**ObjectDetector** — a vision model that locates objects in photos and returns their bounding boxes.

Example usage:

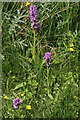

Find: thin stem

[67,0,70,31]
[69,54,71,72]
[37,36,40,61]
[47,66,49,96]
[18,107,20,119]
[33,30,36,61]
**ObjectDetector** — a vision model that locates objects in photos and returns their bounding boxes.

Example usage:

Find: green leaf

[14,82,26,90]
[48,94,53,99]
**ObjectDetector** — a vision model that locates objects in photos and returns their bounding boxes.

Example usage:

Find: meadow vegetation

[2,2,79,118]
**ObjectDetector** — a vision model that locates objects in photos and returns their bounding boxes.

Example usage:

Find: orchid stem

[33,30,36,61]
[38,36,39,61]
[47,66,49,96]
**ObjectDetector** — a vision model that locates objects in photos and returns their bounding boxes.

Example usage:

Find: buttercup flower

[45,52,51,66]
[4,96,7,99]
[13,98,21,109]
[73,96,76,99]
[26,105,31,110]
[26,2,30,7]
[21,94,24,96]
[69,48,74,51]
[69,43,74,47]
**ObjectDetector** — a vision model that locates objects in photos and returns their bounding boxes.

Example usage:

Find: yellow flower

[69,48,74,51]
[4,96,7,99]
[21,94,24,96]
[26,105,31,110]
[26,2,30,7]
[69,43,74,47]
[73,96,76,99]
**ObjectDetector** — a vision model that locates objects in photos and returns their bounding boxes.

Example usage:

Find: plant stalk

[47,66,49,96]
[37,36,40,61]
[18,107,20,119]
[33,30,36,61]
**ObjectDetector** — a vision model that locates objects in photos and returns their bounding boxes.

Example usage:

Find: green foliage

[2,2,79,119]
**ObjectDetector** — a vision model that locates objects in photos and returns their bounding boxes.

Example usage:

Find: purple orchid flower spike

[30,5,40,35]
[45,52,51,66]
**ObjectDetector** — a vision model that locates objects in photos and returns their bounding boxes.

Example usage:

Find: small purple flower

[45,52,51,66]
[31,22,36,29]
[31,22,40,31]
[36,22,40,32]
[13,98,21,109]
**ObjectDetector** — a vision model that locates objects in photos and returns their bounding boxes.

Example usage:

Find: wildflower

[26,2,30,7]
[26,105,31,110]
[45,52,51,66]
[30,5,40,35]
[31,22,40,35]
[69,48,74,51]
[69,43,74,47]
[30,5,37,22]
[73,96,76,99]
[13,98,21,109]
[4,96,7,99]
[36,22,40,32]
[21,94,24,96]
